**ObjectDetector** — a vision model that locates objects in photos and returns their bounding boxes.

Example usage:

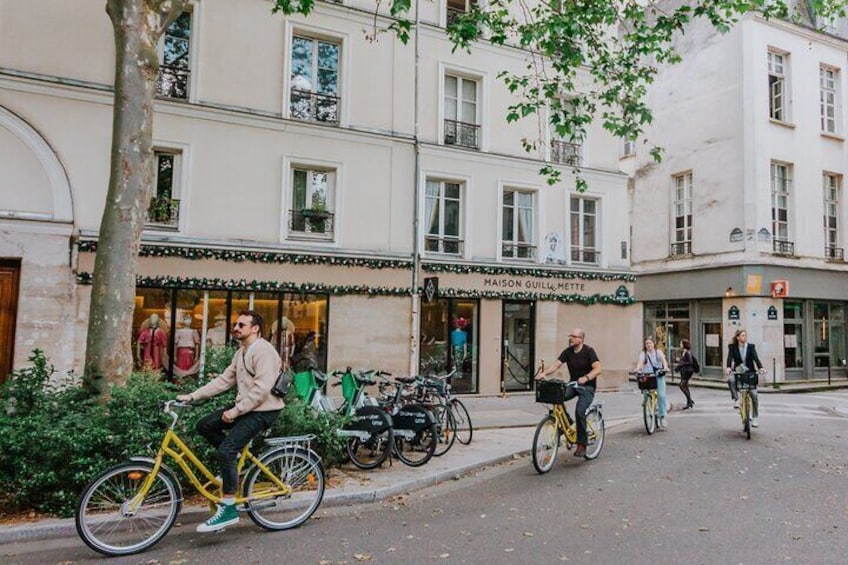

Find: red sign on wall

[771,280,789,298]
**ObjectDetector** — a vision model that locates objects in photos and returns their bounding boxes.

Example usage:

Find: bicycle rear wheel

[75,461,180,557]
[393,422,438,467]
[244,447,325,531]
[433,403,457,457]
[345,406,394,470]
[743,393,752,440]
[643,393,656,435]
[450,399,473,445]
[532,415,560,474]
[583,408,605,460]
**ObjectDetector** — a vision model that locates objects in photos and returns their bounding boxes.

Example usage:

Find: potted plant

[300,193,329,232]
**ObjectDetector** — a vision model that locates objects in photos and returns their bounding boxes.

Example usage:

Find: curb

[0,419,631,545]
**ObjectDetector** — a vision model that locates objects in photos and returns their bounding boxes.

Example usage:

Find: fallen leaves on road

[353,553,372,561]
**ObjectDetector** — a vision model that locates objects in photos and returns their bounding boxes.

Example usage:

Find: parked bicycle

[734,371,759,439]
[532,379,605,474]
[75,401,325,557]
[377,375,439,467]
[412,371,473,456]
[631,370,664,435]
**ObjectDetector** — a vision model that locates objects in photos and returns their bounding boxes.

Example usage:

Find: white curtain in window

[426,180,441,235]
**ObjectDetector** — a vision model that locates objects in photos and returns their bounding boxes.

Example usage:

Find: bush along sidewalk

[0,350,346,518]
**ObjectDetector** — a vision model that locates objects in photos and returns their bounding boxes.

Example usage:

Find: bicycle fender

[392,404,436,433]
[128,456,184,500]
[344,405,393,434]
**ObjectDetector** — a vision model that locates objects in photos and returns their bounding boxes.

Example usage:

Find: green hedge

[0,350,347,517]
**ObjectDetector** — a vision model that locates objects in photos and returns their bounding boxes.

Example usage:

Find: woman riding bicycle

[634,337,670,429]
[725,329,764,428]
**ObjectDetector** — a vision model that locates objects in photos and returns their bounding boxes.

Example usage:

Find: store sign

[728,305,740,320]
[482,277,586,292]
[615,285,630,300]
[771,279,789,298]
[767,306,778,320]
[422,277,439,303]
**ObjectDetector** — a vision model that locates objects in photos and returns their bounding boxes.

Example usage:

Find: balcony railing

[290,89,340,124]
[156,65,190,100]
[570,248,599,264]
[670,241,692,257]
[502,242,536,261]
[444,119,480,149]
[145,196,180,229]
[425,236,464,255]
[825,246,844,261]
[551,140,582,166]
[446,6,465,26]
[773,239,795,255]
[289,209,335,238]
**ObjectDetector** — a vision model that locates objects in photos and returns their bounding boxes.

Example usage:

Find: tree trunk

[84,0,186,397]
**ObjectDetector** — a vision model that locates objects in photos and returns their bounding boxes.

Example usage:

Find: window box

[146,196,180,228]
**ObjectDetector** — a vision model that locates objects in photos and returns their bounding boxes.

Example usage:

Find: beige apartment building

[0,0,638,392]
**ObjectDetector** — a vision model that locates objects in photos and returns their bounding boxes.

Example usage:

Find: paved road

[3,391,847,564]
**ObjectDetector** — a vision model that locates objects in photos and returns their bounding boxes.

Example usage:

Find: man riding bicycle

[177,310,283,532]
[539,328,601,457]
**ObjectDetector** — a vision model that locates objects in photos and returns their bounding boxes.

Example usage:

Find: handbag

[241,350,291,398]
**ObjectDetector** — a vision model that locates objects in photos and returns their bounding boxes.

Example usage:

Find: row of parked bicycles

[74,367,472,557]
[293,366,473,469]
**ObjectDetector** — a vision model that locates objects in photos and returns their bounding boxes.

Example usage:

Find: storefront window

[132,288,173,374]
[173,289,203,379]
[420,298,478,393]
[284,293,328,371]
[783,301,803,369]
[644,301,690,361]
[813,302,846,368]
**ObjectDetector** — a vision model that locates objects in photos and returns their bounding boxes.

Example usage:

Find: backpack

[691,354,701,374]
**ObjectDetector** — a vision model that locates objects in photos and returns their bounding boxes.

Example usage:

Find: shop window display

[133,288,172,373]
[420,298,478,393]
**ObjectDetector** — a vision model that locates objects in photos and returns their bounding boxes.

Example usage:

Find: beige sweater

[190,338,284,415]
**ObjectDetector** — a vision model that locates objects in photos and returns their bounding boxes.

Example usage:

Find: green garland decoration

[76,272,414,297]
[77,240,413,271]
[422,261,635,282]
[435,287,636,305]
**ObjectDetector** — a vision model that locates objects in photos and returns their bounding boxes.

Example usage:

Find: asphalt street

[3,390,847,564]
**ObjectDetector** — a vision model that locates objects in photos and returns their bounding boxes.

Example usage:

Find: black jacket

[726,343,763,371]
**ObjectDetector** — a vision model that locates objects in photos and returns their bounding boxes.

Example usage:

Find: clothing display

[138,325,168,370]
[175,327,200,371]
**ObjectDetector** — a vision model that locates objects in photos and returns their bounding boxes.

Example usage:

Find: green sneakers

[196,502,239,533]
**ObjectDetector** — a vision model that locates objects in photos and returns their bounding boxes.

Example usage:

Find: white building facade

[0,0,637,391]
[629,9,848,382]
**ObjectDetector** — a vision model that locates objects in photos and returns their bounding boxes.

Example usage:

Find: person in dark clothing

[539,328,601,457]
[725,329,764,427]
[675,339,695,409]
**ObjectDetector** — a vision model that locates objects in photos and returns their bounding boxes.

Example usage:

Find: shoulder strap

[240,349,255,377]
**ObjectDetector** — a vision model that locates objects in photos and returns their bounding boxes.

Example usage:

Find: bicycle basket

[341,373,359,404]
[293,369,317,401]
[535,379,569,404]
[734,372,758,390]
[636,374,658,390]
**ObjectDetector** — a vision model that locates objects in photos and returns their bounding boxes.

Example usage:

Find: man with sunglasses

[539,328,601,458]
[177,310,283,532]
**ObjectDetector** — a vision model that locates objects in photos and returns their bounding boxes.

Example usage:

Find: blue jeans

[563,385,595,445]
[656,375,668,417]
[196,406,280,495]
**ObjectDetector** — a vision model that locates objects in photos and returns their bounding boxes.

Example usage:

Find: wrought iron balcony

[773,239,795,255]
[444,119,480,149]
[425,236,464,255]
[446,6,465,26]
[825,246,844,261]
[156,65,190,100]
[290,89,340,124]
[145,196,180,228]
[502,242,536,261]
[570,248,599,264]
[551,140,582,166]
[289,209,335,238]
[670,241,692,257]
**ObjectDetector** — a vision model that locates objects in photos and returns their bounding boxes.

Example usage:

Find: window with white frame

[622,138,636,157]
[502,190,535,260]
[768,50,788,122]
[550,99,583,166]
[671,172,693,256]
[157,10,192,99]
[446,0,471,26]
[771,162,793,254]
[444,74,480,149]
[290,35,340,124]
[424,180,463,255]
[823,173,842,259]
[570,196,598,264]
[289,167,335,238]
[146,151,182,229]
[820,66,839,134]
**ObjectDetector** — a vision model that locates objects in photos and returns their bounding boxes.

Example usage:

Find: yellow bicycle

[75,401,325,557]
[632,370,663,435]
[735,371,759,440]
[532,379,605,474]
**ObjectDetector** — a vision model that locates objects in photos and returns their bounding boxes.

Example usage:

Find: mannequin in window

[206,313,227,349]
[137,313,168,370]
[451,317,469,375]
[270,316,296,371]
[293,330,318,369]
[174,314,200,376]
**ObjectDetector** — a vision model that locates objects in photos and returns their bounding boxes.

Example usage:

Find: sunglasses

[233,322,253,328]
[568,334,583,338]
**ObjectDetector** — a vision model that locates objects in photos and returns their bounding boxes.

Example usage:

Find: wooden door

[0,259,21,383]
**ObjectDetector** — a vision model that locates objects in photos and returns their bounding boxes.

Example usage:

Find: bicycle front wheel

[643,393,656,435]
[583,408,605,460]
[450,399,473,445]
[75,461,180,557]
[532,415,560,474]
[244,447,325,531]
[743,393,752,440]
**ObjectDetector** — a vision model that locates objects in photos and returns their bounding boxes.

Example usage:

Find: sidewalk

[2,380,842,545]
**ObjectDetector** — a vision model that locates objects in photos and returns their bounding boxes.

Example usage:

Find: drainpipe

[409,0,422,377]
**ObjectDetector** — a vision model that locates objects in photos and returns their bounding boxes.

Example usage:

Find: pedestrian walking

[635,337,670,428]
[674,339,695,409]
